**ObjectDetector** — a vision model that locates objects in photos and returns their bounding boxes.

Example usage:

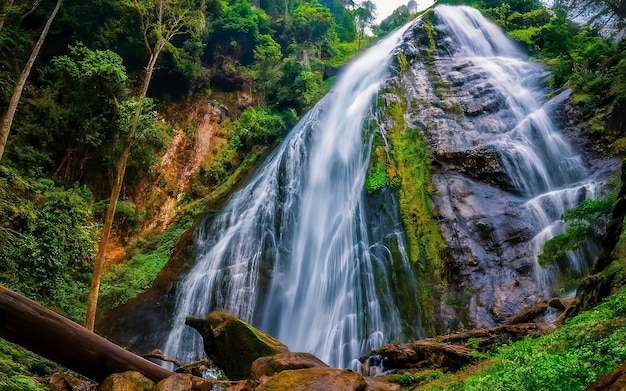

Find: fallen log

[0,285,174,383]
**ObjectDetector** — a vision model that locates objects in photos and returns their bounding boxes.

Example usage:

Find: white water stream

[162,23,415,368]
[160,5,614,370]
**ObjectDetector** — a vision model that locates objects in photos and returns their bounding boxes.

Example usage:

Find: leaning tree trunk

[0,285,175,382]
[84,44,163,331]
[0,0,62,161]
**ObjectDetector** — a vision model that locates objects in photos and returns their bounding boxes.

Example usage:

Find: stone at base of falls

[358,323,550,374]
[585,360,626,391]
[361,341,479,373]
[174,358,217,378]
[155,374,257,391]
[99,371,154,391]
[46,372,94,391]
[185,311,289,380]
[548,297,575,312]
[255,368,368,391]
[250,352,329,380]
[503,301,548,325]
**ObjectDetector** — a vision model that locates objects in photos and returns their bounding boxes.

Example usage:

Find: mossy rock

[256,368,367,391]
[186,310,289,380]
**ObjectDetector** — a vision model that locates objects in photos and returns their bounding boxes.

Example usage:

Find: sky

[371,0,436,23]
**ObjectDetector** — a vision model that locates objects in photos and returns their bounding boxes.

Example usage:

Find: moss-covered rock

[256,368,367,391]
[99,371,154,391]
[185,310,289,380]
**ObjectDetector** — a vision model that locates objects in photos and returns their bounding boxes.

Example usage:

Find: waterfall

[162,24,418,368]
[159,5,617,369]
[429,5,614,305]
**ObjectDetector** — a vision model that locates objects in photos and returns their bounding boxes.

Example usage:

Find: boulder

[175,359,221,378]
[548,297,574,312]
[503,302,548,325]
[250,352,329,380]
[99,371,154,391]
[185,310,289,380]
[154,373,256,391]
[256,368,367,391]
[48,373,94,391]
[586,361,626,391]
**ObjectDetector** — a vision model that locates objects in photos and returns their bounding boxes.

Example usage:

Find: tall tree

[355,0,375,49]
[84,0,205,331]
[0,0,62,161]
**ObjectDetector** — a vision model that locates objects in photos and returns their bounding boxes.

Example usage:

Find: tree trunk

[0,0,62,161]
[84,45,163,331]
[0,0,14,33]
[0,285,175,383]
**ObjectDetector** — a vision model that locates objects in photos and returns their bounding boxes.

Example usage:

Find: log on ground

[0,285,174,383]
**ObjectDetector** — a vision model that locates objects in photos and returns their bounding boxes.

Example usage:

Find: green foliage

[467,338,479,350]
[118,97,173,187]
[6,43,129,186]
[374,5,412,37]
[538,196,615,266]
[0,166,97,322]
[417,286,626,390]
[94,198,142,238]
[392,372,417,386]
[288,2,335,44]
[208,0,270,66]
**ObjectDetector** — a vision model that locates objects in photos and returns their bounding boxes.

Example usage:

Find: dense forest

[1,0,626,389]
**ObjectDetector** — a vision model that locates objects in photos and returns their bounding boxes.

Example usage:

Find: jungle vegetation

[0,0,625,389]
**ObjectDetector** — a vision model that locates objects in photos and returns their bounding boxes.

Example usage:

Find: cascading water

[423,5,615,315]
[162,24,421,368]
[158,4,618,369]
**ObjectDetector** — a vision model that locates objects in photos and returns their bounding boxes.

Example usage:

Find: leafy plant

[539,196,615,267]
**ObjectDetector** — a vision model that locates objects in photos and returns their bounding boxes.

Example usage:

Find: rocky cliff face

[381,8,619,332]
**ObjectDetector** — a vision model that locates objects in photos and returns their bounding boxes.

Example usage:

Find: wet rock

[434,147,512,189]
[154,373,256,391]
[185,310,289,380]
[503,301,548,325]
[549,297,575,311]
[361,340,479,372]
[175,358,219,378]
[99,371,154,391]
[250,352,328,380]
[256,368,367,391]
[48,373,94,391]
[359,323,549,374]
[586,360,626,391]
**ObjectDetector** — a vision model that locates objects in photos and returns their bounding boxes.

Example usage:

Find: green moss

[380,96,447,333]
[99,225,188,313]
[205,311,287,380]
[397,52,409,76]
[366,145,389,194]
[0,340,52,391]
